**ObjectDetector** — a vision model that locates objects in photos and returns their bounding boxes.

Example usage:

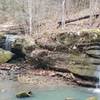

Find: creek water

[0,80,99,100]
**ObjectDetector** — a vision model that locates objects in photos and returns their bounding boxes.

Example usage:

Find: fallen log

[58,14,99,27]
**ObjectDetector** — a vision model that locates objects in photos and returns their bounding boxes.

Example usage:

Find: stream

[0,80,99,100]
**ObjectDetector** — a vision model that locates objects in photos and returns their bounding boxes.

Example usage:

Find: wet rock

[65,97,74,100]
[16,91,32,98]
[87,97,97,100]
[0,48,13,64]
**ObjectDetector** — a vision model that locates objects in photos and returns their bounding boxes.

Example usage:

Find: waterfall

[96,66,100,88]
[93,65,100,93]
[87,50,100,93]
[4,35,18,51]
[93,50,100,93]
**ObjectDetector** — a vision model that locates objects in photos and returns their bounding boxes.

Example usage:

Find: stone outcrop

[24,30,100,78]
[0,28,99,87]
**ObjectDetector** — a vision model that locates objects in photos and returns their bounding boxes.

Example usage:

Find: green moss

[0,32,5,36]
[80,29,100,34]
[0,48,13,64]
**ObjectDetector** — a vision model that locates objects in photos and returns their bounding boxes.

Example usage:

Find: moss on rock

[0,48,13,64]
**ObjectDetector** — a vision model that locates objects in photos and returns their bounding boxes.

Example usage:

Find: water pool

[0,80,99,100]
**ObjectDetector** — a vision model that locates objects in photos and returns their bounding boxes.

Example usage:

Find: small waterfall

[4,35,18,51]
[93,50,100,93]
[96,67,100,88]
[93,65,100,93]
[87,50,100,93]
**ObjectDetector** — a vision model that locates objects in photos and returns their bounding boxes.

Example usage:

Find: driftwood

[58,14,99,27]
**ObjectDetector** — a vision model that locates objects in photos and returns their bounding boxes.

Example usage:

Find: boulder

[0,48,13,64]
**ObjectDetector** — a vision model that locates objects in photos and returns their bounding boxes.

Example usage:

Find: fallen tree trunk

[58,14,99,27]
